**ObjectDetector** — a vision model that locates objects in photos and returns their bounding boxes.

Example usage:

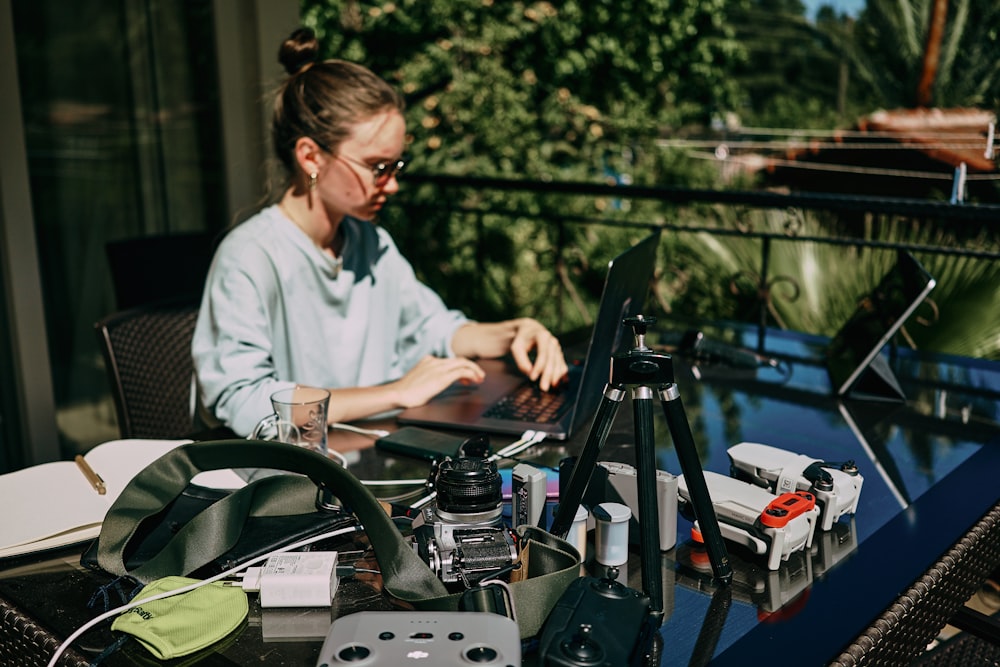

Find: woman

[192,28,567,436]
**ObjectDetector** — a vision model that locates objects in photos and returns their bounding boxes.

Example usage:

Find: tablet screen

[826,250,936,397]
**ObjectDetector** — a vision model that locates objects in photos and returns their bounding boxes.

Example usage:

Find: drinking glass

[250,386,329,456]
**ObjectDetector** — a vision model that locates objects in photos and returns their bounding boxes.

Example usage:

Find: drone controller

[537,572,656,667]
[315,611,520,666]
[678,471,819,571]
[598,461,678,552]
[727,442,863,532]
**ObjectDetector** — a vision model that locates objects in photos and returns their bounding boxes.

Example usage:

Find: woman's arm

[324,355,488,423]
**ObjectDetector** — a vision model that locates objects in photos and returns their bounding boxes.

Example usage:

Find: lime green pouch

[111,576,248,660]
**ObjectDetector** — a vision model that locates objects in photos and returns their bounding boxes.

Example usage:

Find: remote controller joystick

[561,624,603,664]
[465,646,499,663]
[337,645,370,662]
[537,573,654,666]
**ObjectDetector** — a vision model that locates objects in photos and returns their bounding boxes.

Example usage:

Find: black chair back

[95,299,199,439]
[105,232,216,310]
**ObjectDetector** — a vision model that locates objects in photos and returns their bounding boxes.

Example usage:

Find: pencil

[75,455,107,495]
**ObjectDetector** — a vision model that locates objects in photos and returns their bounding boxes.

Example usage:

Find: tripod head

[611,315,674,388]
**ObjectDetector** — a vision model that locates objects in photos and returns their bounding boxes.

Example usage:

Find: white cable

[410,491,437,509]
[660,138,995,151]
[331,422,391,438]
[511,430,547,456]
[716,123,998,139]
[686,149,1000,181]
[46,524,361,667]
[489,431,535,461]
[361,478,427,486]
[490,430,546,462]
[327,448,349,467]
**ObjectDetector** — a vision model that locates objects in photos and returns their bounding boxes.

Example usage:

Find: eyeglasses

[336,153,407,187]
[308,136,406,186]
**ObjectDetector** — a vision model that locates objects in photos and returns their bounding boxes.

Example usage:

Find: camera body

[412,457,518,586]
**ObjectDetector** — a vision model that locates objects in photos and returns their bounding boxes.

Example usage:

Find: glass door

[9,0,226,459]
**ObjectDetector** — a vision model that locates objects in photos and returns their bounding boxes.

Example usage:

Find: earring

[309,172,318,191]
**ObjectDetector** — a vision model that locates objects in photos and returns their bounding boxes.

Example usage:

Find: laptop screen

[566,230,661,434]
[395,230,661,440]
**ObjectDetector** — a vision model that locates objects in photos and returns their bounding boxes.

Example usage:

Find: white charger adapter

[241,551,339,608]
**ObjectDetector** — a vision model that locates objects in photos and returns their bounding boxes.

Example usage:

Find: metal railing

[385,174,1000,357]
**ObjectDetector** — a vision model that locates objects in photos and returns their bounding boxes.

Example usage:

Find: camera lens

[435,457,503,516]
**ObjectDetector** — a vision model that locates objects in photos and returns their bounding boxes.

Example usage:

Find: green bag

[91,440,581,638]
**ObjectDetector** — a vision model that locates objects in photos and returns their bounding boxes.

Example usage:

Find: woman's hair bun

[278,27,320,76]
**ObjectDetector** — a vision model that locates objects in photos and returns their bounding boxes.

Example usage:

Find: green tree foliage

[833,0,1000,109]
[298,1,1000,359]
[301,0,747,328]
[303,0,745,181]
[730,0,853,128]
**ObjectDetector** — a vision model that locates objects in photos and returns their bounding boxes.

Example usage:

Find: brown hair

[271,28,405,179]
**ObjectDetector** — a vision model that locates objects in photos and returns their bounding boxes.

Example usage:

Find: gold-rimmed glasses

[310,137,406,187]
[336,152,407,187]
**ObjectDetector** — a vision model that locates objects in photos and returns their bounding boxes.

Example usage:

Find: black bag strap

[94,440,580,637]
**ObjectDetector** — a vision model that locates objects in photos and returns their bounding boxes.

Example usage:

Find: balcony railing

[384,175,1000,360]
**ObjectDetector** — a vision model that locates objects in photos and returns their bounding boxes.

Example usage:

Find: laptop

[397,231,661,441]
[825,250,936,401]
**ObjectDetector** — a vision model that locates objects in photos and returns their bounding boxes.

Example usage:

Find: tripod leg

[689,586,733,667]
[549,385,624,539]
[632,389,664,619]
[659,384,733,585]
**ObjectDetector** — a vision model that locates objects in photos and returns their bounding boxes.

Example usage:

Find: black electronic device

[375,427,490,462]
[825,250,936,401]
[678,329,775,370]
[537,572,655,667]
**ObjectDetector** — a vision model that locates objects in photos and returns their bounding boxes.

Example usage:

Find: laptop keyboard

[482,383,571,424]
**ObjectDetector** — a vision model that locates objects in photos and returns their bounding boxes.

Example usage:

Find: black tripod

[550,315,733,619]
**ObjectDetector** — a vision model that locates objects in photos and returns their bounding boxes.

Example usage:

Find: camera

[412,456,518,586]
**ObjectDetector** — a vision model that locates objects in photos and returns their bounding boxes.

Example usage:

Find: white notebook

[0,439,245,559]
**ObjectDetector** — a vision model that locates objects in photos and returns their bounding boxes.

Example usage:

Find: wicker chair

[95,298,200,439]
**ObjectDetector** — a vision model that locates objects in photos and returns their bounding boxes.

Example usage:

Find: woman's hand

[507,318,568,391]
[391,355,486,409]
[324,355,485,424]
[452,318,569,391]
